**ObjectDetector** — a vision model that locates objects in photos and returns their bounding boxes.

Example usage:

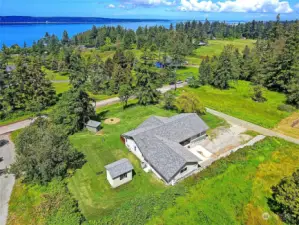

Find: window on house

[134,146,136,151]
[120,173,127,180]
[180,138,191,146]
[180,167,187,173]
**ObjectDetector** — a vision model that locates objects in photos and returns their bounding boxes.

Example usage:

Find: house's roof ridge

[155,135,199,163]
[124,113,199,138]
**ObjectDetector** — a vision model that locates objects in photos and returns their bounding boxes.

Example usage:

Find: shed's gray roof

[122,113,208,182]
[86,120,101,128]
[105,158,133,179]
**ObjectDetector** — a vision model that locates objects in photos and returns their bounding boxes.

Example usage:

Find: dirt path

[207,108,299,145]
[0,134,15,225]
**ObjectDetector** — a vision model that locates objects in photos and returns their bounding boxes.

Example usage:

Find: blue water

[0,21,173,47]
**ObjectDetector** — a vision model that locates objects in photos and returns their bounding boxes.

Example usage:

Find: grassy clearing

[53,82,71,94]
[273,112,299,139]
[67,103,225,220]
[186,39,256,65]
[176,67,198,81]
[179,80,290,128]
[87,92,117,101]
[43,67,69,81]
[148,137,299,225]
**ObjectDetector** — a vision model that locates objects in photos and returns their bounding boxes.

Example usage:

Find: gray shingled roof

[105,158,133,179]
[122,113,208,182]
[86,120,101,128]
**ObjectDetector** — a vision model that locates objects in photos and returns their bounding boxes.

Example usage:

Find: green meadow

[179,80,290,128]
[186,39,256,65]
[148,137,299,225]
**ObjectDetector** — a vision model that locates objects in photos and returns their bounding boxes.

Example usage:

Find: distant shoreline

[0,16,169,24]
[0,21,167,25]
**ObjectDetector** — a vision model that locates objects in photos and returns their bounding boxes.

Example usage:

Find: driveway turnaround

[207,108,299,145]
[0,134,15,225]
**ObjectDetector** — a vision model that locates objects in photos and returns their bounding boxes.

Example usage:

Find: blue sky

[1,0,299,20]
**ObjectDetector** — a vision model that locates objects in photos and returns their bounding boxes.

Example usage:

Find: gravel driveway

[0,134,15,225]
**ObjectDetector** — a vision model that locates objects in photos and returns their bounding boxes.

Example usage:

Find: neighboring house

[85,120,101,133]
[121,113,209,185]
[5,65,16,73]
[198,41,207,46]
[105,158,133,188]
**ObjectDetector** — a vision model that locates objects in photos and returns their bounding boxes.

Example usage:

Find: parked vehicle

[176,80,183,84]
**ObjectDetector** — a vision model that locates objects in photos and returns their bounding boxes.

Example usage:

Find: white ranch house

[121,113,209,185]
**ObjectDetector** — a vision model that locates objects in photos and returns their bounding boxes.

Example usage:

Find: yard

[67,103,225,220]
[178,80,292,128]
[148,137,299,225]
[186,39,256,65]
[7,102,299,225]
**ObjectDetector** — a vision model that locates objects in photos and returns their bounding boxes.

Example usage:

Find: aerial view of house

[122,113,210,185]
[1,2,299,224]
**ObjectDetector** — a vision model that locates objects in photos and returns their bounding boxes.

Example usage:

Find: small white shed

[105,158,133,188]
[85,120,101,133]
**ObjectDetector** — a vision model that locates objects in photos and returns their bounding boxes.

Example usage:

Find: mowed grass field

[186,39,256,65]
[67,103,225,220]
[148,137,299,225]
[178,80,291,128]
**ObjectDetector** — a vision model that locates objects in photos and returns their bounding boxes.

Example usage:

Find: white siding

[107,170,132,188]
[125,138,144,161]
[171,163,199,185]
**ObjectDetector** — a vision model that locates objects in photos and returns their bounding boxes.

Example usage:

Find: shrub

[176,92,206,114]
[277,104,296,112]
[269,169,299,225]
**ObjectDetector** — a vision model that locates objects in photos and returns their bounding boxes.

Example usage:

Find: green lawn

[43,67,69,81]
[179,80,290,128]
[176,67,198,81]
[186,39,256,65]
[68,103,225,220]
[52,82,71,94]
[148,137,299,225]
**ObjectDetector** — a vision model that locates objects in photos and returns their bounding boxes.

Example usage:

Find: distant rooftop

[6,65,16,72]
[86,120,101,128]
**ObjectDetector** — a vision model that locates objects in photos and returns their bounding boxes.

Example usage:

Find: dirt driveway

[0,135,15,225]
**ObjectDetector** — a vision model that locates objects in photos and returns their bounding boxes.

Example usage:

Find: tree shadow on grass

[96,110,109,121]
[123,102,138,110]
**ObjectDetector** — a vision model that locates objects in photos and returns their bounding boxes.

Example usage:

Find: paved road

[95,82,188,108]
[0,119,33,135]
[207,108,299,145]
[0,134,15,225]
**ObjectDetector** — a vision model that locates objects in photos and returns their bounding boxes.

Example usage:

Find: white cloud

[122,0,176,7]
[178,0,293,13]
[107,4,116,8]
[295,3,299,8]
